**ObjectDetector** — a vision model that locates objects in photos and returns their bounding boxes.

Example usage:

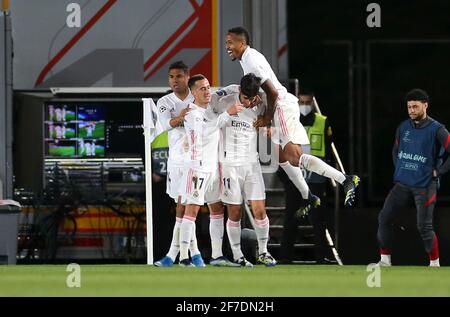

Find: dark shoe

[179,258,195,267]
[210,256,241,267]
[343,175,360,207]
[295,193,321,219]
[257,252,277,267]
[235,257,253,267]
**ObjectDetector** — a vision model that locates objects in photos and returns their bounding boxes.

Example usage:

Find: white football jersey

[184,103,228,172]
[212,85,264,166]
[156,92,194,167]
[240,46,298,104]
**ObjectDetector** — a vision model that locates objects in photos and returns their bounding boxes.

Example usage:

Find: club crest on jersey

[216,89,227,97]
[159,106,167,113]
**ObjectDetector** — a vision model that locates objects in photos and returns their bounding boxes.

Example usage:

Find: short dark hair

[405,88,429,103]
[228,26,251,46]
[240,73,261,97]
[169,60,189,73]
[188,74,206,90]
[299,87,315,97]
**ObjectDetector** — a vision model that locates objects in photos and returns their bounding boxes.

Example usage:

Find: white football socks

[167,217,182,261]
[279,161,309,199]
[210,214,225,259]
[299,154,346,184]
[254,216,270,255]
[179,216,196,261]
[226,219,243,261]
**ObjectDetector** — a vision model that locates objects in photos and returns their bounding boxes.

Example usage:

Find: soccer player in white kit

[153,61,205,267]
[84,142,91,157]
[55,125,62,139]
[226,27,360,208]
[86,124,94,138]
[178,74,242,267]
[214,73,277,267]
[91,140,96,156]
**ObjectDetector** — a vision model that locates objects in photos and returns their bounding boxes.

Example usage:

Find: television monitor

[44,100,143,159]
[45,123,77,139]
[77,105,105,121]
[46,140,76,157]
[46,104,76,122]
[78,121,105,140]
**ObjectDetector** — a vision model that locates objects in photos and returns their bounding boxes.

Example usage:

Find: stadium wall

[8,0,287,89]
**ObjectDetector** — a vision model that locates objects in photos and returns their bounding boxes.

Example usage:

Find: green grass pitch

[48,146,75,157]
[0,265,449,296]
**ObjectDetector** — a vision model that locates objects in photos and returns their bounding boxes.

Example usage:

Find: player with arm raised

[225,26,360,208]
[178,74,241,267]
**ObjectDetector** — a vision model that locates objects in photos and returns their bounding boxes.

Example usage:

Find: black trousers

[377,181,437,253]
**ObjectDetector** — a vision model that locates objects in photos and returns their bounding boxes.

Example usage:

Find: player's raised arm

[254,79,278,128]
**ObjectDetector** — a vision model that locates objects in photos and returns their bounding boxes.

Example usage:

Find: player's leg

[250,200,276,267]
[205,168,239,267]
[273,105,311,200]
[280,142,321,211]
[170,167,202,263]
[178,169,207,267]
[221,166,252,267]
[225,204,250,266]
[274,103,358,206]
[154,166,184,267]
[281,141,359,207]
[222,166,244,262]
[207,170,226,263]
[189,217,205,267]
[275,101,360,206]
[413,180,440,267]
[244,163,276,266]
[275,123,321,214]
[207,201,240,267]
[298,149,360,207]
[154,197,183,267]
[278,145,310,200]
[179,203,201,266]
[275,102,346,184]
[377,183,411,266]
[174,197,205,267]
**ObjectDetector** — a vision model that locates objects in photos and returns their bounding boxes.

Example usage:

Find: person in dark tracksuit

[377,88,450,267]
